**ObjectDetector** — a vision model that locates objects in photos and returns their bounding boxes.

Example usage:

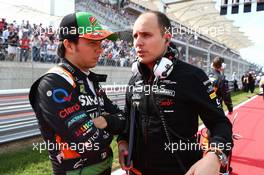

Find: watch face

[219,152,228,166]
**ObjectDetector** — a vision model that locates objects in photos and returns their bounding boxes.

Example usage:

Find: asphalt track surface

[228,95,264,175]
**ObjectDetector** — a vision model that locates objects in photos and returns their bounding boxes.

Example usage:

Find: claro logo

[59,103,81,118]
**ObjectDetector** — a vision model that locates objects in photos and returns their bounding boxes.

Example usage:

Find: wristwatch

[207,148,228,167]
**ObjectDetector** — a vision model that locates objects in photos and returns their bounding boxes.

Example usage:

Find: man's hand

[92,116,107,129]
[185,152,221,175]
[118,141,129,170]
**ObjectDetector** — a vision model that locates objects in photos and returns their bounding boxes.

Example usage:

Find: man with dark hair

[0,18,7,36]
[19,33,30,62]
[7,26,19,61]
[118,11,233,175]
[210,57,233,114]
[29,12,125,175]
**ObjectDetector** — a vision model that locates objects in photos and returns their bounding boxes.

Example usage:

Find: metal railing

[0,87,126,144]
[0,81,238,144]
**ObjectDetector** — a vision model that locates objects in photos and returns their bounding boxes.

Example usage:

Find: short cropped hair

[141,11,171,35]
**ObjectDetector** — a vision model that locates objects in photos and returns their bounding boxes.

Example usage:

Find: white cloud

[0,0,74,26]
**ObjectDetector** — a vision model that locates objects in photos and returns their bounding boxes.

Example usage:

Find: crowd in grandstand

[0,18,59,63]
[100,39,135,67]
[0,0,261,78]
[77,0,136,28]
[0,17,135,67]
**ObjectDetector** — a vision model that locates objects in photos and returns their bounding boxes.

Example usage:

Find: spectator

[242,73,249,92]
[46,40,57,62]
[2,25,10,45]
[19,33,30,62]
[0,37,5,60]
[40,34,49,62]
[259,74,264,99]
[31,34,41,61]
[7,27,19,61]
[248,72,256,93]
[231,72,239,92]
[0,18,7,36]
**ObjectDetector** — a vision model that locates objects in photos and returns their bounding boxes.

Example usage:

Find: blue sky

[214,0,264,67]
[0,0,263,67]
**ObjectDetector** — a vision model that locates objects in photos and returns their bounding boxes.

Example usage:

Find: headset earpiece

[153,57,173,79]
[131,43,176,79]
[164,33,171,44]
[131,59,144,76]
[131,60,139,75]
[164,33,172,39]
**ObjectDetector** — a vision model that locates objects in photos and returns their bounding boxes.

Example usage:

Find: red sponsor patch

[160,99,174,107]
[59,103,81,118]
[63,92,72,102]
[89,16,96,26]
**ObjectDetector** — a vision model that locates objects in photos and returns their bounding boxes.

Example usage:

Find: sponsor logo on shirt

[159,80,177,85]
[160,99,174,107]
[59,103,81,118]
[75,120,94,137]
[79,84,87,94]
[67,112,87,127]
[79,95,104,106]
[155,89,175,97]
[209,92,217,99]
[47,88,72,103]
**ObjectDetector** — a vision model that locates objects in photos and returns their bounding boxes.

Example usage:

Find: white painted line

[199,95,258,130]
[232,95,258,111]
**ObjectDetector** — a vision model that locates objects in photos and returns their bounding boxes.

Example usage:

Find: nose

[134,35,143,48]
[95,44,103,54]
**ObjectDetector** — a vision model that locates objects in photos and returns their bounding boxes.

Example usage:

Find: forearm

[102,112,126,134]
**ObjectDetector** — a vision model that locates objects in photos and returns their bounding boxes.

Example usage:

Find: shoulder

[128,73,141,86]
[45,66,76,88]
[29,66,75,107]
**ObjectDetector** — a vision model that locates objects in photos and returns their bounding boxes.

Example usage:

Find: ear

[164,33,172,46]
[164,33,172,39]
[63,39,74,54]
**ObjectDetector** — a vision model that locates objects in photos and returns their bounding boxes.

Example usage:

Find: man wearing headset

[210,57,233,115]
[117,11,233,175]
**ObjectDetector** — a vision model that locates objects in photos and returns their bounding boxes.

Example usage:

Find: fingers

[118,141,129,170]
[92,116,107,129]
[185,165,195,175]
[119,150,128,170]
[185,160,199,175]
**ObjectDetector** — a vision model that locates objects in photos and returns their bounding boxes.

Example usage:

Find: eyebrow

[133,31,152,36]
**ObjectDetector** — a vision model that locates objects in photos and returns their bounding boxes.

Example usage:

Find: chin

[90,63,97,68]
[140,57,155,65]
[85,63,96,69]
